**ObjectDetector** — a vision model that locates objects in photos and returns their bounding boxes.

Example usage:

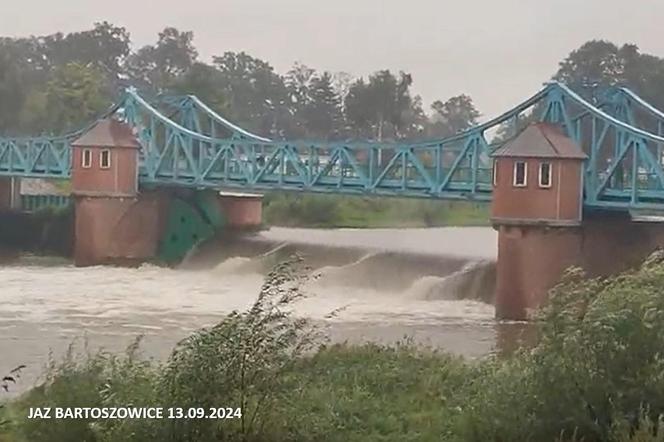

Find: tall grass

[6,253,664,441]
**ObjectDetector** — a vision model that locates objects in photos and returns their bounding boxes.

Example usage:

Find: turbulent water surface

[0,226,528,393]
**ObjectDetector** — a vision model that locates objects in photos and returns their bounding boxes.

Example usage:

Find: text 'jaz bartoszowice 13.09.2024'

[27,407,243,420]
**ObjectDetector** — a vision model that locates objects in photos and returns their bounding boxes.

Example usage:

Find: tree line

[0,23,663,140]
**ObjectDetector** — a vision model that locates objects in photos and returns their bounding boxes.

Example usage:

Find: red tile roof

[492,123,587,159]
[72,118,140,149]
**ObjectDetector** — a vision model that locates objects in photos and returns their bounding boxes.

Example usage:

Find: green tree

[284,62,316,138]
[42,62,109,133]
[212,51,291,138]
[302,72,344,139]
[554,40,664,107]
[285,62,315,109]
[0,23,129,135]
[331,71,353,104]
[40,22,130,79]
[127,27,198,91]
[0,40,29,134]
[555,40,625,96]
[171,62,228,115]
[428,94,480,138]
[344,70,424,140]
[618,45,664,109]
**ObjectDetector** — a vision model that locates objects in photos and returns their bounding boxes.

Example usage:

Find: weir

[2,83,664,320]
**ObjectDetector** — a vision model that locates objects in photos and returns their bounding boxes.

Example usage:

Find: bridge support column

[73,193,168,266]
[495,214,664,319]
[0,178,21,211]
[154,191,262,265]
[216,193,263,229]
[495,224,582,319]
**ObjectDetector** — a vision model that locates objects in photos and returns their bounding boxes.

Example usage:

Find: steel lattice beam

[2,83,664,210]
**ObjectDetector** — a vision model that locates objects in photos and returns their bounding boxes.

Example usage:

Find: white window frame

[100,149,111,169]
[492,160,498,187]
[539,161,553,189]
[82,148,92,169]
[513,161,528,187]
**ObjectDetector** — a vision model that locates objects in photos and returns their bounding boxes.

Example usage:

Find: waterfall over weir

[187,227,497,305]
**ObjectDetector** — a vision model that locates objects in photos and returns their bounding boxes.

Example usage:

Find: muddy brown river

[0,227,528,394]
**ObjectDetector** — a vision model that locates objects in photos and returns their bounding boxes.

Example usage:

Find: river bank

[263,194,490,228]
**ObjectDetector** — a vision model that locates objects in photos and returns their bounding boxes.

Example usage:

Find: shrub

[453,252,664,442]
[13,343,115,441]
[149,255,319,441]
[277,342,468,442]
[13,255,319,442]
[0,364,24,438]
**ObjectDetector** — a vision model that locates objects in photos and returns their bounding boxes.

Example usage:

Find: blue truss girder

[2,83,664,211]
[0,137,72,178]
[157,95,271,142]
[601,87,664,137]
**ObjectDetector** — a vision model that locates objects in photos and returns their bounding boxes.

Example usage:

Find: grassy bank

[263,193,490,228]
[4,254,664,441]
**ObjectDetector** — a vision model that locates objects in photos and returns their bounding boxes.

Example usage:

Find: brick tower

[71,118,155,266]
[491,123,587,319]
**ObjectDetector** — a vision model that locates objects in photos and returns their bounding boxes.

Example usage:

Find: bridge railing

[21,194,71,212]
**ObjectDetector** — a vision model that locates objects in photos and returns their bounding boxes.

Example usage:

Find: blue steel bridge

[2,82,664,211]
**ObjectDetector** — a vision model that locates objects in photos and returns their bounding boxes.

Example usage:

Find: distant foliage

[429,94,481,138]
[263,193,489,228]
[554,40,664,108]
[264,194,342,227]
[4,25,660,146]
[0,23,481,141]
[2,25,664,145]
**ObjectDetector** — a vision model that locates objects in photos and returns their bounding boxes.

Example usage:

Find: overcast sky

[2,0,663,118]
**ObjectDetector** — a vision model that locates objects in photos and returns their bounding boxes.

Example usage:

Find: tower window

[513,161,527,187]
[82,149,92,168]
[492,160,498,187]
[100,149,111,169]
[539,162,552,188]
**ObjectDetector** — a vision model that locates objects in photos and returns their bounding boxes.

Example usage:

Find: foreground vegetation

[4,253,664,441]
[264,193,490,228]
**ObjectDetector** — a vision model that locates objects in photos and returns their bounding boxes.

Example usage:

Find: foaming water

[0,227,504,393]
[213,257,256,274]
[405,260,496,303]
